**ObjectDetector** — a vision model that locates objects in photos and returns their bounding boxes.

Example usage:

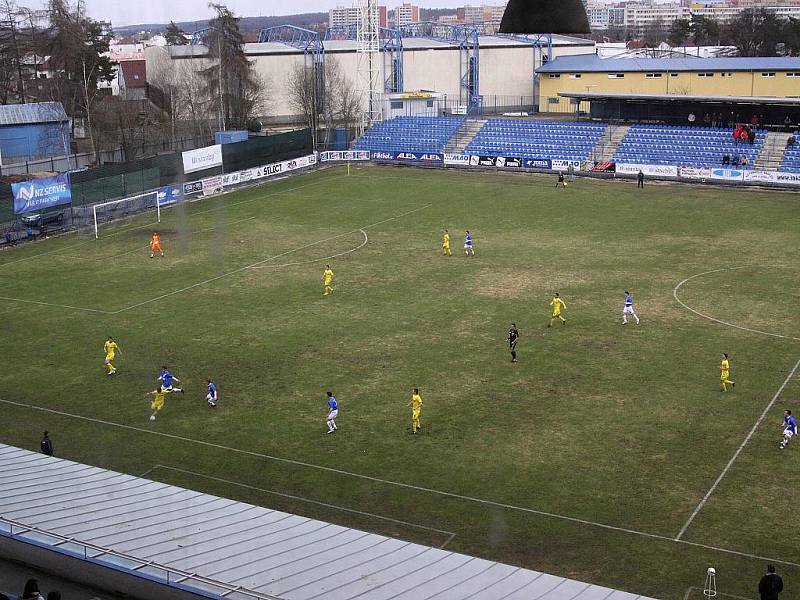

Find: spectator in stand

[758,565,783,600]
[21,579,45,600]
[688,112,696,124]
[732,155,741,166]
[733,126,742,144]
[748,126,756,145]
[735,112,742,124]
[728,111,735,127]
[784,116,794,132]
[741,155,749,166]
[741,128,749,145]
[722,154,730,165]
[40,431,53,456]
[703,113,711,127]
[788,134,797,148]
[751,114,760,127]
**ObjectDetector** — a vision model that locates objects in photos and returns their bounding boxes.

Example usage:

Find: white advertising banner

[709,168,745,181]
[679,166,712,179]
[743,171,779,184]
[320,151,369,162]
[202,175,223,196]
[551,159,581,170]
[444,154,470,166]
[774,172,800,185]
[617,163,679,177]
[183,144,223,174]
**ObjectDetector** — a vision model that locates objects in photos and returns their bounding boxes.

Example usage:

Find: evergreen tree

[201,3,262,130]
[165,20,188,45]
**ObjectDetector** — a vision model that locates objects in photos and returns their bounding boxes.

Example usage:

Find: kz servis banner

[12,174,72,215]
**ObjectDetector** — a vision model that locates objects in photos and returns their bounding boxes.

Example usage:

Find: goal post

[92,190,161,239]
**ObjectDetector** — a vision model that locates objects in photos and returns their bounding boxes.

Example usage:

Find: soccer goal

[91,190,162,239]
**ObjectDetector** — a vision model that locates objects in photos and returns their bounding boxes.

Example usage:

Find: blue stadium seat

[353,117,464,154]
[780,146,800,173]
[614,124,765,169]
[464,119,608,161]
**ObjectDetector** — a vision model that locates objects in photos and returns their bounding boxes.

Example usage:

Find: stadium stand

[464,119,608,161]
[614,124,765,168]
[0,444,658,600]
[780,144,800,173]
[353,116,464,154]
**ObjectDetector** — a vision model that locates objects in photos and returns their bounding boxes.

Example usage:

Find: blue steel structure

[399,22,481,108]
[324,25,404,94]
[259,25,326,115]
[190,28,209,46]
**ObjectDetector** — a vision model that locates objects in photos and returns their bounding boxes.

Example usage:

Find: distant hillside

[114,12,328,36]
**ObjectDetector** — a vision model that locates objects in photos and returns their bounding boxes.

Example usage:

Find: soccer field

[1,165,799,599]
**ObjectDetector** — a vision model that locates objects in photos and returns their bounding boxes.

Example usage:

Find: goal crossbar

[92,190,161,239]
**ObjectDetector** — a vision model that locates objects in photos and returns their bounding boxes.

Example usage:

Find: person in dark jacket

[637,170,644,188]
[21,579,44,600]
[40,431,53,456]
[759,565,783,600]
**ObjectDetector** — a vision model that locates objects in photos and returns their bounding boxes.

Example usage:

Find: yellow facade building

[536,55,800,114]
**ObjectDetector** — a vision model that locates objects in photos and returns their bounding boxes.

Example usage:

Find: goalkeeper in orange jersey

[150,231,164,258]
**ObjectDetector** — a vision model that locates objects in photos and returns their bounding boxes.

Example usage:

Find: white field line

[58,217,260,262]
[0,296,110,314]
[674,267,800,342]
[110,204,430,314]
[1,396,799,567]
[248,229,368,270]
[675,357,800,541]
[146,464,456,549]
[0,205,429,315]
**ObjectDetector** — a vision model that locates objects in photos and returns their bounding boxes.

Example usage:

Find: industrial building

[145,28,595,124]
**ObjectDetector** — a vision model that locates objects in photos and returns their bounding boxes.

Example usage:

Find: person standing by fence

[759,565,783,600]
[40,432,53,456]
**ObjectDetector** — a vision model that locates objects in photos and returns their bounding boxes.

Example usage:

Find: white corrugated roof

[0,444,657,600]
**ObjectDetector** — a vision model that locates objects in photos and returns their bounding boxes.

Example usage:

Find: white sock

[332,421,337,429]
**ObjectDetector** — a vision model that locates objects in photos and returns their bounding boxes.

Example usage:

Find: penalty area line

[146,464,456,549]
[111,204,431,314]
[1,396,799,567]
[675,357,800,541]
[248,229,368,270]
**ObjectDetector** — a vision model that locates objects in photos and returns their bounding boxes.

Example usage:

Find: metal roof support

[259,25,326,132]
[398,22,480,107]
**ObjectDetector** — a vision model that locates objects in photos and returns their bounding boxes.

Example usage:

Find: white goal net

[91,190,162,239]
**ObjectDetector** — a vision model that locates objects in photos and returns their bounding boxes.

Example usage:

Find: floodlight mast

[357,0,382,127]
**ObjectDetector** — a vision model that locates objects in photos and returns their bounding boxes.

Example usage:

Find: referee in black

[508,323,519,363]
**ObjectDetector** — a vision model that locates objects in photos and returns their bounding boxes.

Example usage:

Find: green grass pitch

[1,165,799,599]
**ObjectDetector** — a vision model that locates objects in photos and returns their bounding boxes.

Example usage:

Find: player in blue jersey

[464,230,475,257]
[326,391,338,434]
[780,409,797,449]
[206,378,218,407]
[622,291,640,325]
[158,366,184,394]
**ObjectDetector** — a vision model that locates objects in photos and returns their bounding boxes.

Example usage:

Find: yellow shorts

[412,409,421,420]
[105,353,115,362]
[552,312,561,318]
[721,372,730,381]
[151,398,165,411]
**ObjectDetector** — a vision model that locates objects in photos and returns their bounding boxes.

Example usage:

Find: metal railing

[0,516,279,600]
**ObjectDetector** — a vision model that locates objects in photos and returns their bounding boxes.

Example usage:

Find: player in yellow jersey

[720,353,735,391]
[408,388,423,434]
[103,336,121,375]
[442,230,452,256]
[323,264,334,296]
[549,292,566,327]
[148,387,168,421]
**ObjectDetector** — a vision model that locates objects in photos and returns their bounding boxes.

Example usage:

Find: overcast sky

[27,0,508,27]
